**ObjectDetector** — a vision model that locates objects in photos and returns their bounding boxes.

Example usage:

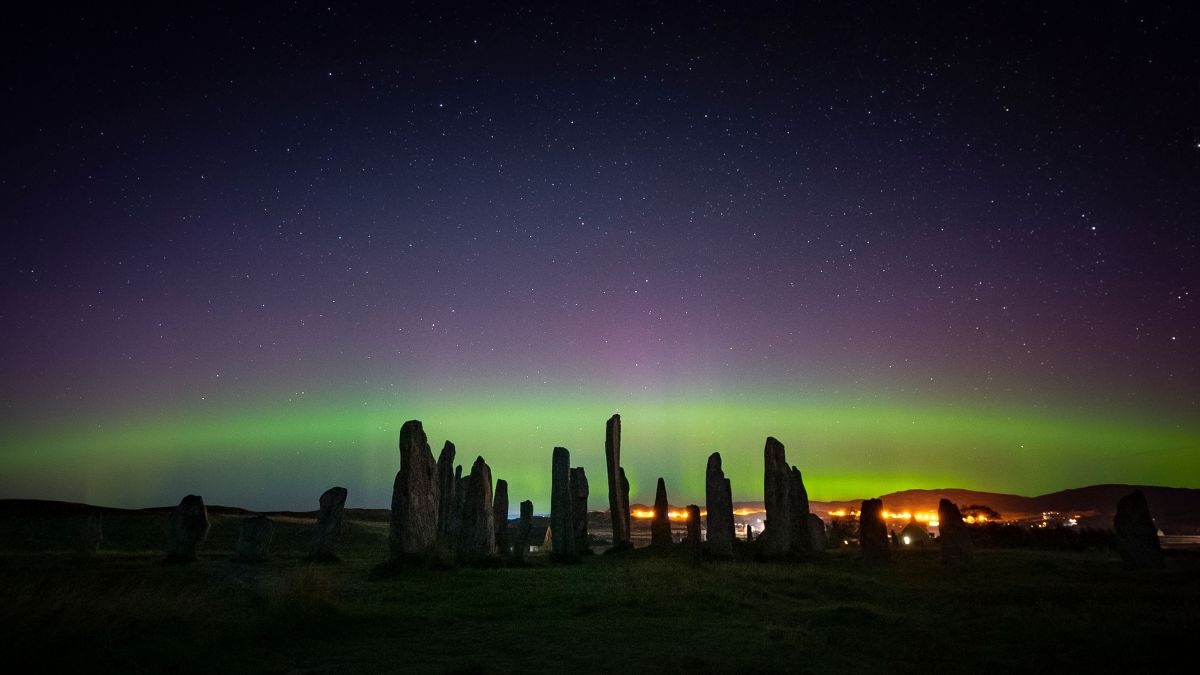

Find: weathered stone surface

[236,515,275,562]
[515,500,534,560]
[389,420,441,559]
[651,477,673,548]
[788,466,812,555]
[1114,490,1164,569]
[859,498,890,562]
[166,494,210,562]
[570,467,590,555]
[550,447,575,556]
[705,452,735,558]
[762,437,791,556]
[937,499,973,568]
[808,513,827,552]
[605,414,631,549]
[457,456,496,562]
[493,478,509,556]
[435,440,457,551]
[79,511,102,556]
[310,486,348,558]
[685,505,702,547]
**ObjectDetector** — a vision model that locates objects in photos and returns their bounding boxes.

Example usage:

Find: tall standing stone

[493,479,510,557]
[570,467,590,555]
[1114,490,1164,569]
[166,494,210,562]
[937,499,973,568]
[705,452,735,558]
[605,414,632,550]
[457,456,496,562]
[651,477,673,548]
[859,498,890,562]
[762,437,791,556]
[435,441,457,550]
[310,486,348,559]
[78,511,103,556]
[550,447,576,557]
[788,466,813,555]
[236,515,275,562]
[446,466,466,550]
[685,505,702,547]
[390,420,441,559]
[515,500,534,560]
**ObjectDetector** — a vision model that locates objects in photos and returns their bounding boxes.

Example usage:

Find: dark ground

[1,508,1197,674]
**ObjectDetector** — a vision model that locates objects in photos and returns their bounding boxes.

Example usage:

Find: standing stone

[685,505,702,547]
[78,511,103,556]
[389,420,441,559]
[705,452,735,558]
[515,500,534,560]
[808,513,827,552]
[166,494,210,562]
[235,515,275,562]
[457,456,496,562]
[446,466,466,551]
[435,441,457,551]
[746,525,754,542]
[788,466,812,555]
[859,498,890,562]
[550,447,576,557]
[309,486,348,559]
[493,479,510,557]
[651,478,673,548]
[570,467,590,555]
[937,499,974,568]
[762,437,791,556]
[605,414,632,550]
[1114,490,1164,569]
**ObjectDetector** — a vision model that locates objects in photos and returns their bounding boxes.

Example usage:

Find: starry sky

[1,3,1197,512]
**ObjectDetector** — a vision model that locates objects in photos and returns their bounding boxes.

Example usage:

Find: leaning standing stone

[937,499,974,568]
[762,437,791,556]
[493,479,510,557]
[236,515,275,562]
[788,466,812,555]
[310,486,348,559]
[166,494,210,562]
[1114,490,1164,569]
[550,447,576,557]
[389,420,441,559]
[859,498,890,562]
[515,500,534,560]
[570,467,590,555]
[78,511,103,556]
[605,414,632,550]
[705,452,735,558]
[651,477,673,548]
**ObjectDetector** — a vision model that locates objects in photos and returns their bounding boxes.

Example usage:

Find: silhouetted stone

[389,420,441,559]
[445,466,466,553]
[746,525,754,542]
[808,513,827,552]
[1114,490,1164,569]
[570,467,590,555]
[705,452,735,558]
[515,500,534,560]
[651,477,673,548]
[762,437,791,556]
[605,414,632,550]
[859,499,890,562]
[788,466,812,555]
[457,456,496,562]
[166,494,209,562]
[493,479,509,557]
[435,441,457,552]
[685,505,702,547]
[937,499,973,568]
[78,511,102,556]
[309,486,348,559]
[550,447,575,557]
[236,515,275,562]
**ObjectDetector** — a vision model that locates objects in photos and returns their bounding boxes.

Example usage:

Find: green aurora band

[2,389,1196,511]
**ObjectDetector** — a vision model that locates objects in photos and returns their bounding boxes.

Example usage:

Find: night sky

[2,3,1197,511]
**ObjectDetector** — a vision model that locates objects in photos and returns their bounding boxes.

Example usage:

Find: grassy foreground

[1,511,1197,674]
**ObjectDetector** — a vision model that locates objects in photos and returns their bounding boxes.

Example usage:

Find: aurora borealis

[2,4,1198,511]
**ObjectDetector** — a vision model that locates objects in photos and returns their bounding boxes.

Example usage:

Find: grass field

[2,509,1197,674]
